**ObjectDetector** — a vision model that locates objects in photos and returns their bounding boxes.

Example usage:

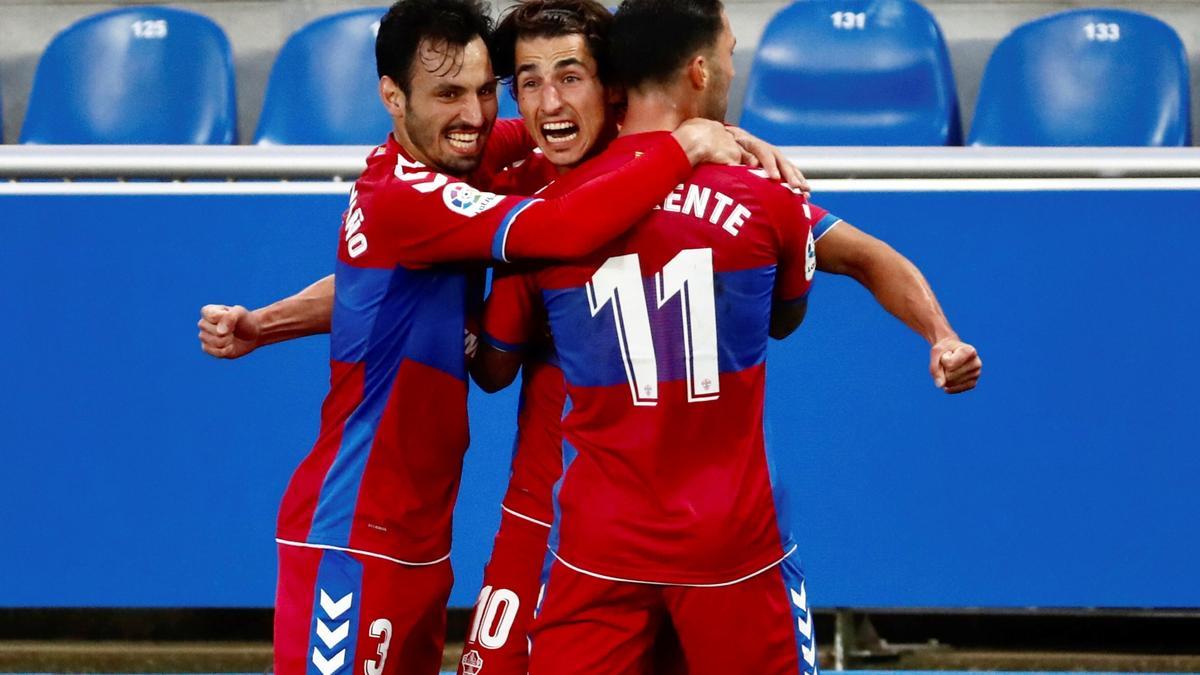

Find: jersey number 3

[587,248,720,406]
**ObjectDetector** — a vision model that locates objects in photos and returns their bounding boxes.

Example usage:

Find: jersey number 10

[587,248,721,406]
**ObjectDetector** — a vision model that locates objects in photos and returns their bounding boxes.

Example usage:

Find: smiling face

[513,33,615,169]
[387,35,499,176]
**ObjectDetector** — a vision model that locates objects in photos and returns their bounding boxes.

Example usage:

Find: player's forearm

[251,274,334,346]
[852,243,957,346]
[503,134,692,260]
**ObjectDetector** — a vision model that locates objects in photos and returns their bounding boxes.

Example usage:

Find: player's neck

[620,86,699,137]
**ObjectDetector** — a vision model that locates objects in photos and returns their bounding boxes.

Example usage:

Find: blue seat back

[498,91,520,120]
[741,0,960,146]
[21,7,236,144]
[969,9,1190,147]
[254,8,392,145]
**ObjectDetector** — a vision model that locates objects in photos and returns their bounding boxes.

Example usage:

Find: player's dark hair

[375,0,494,95]
[491,0,614,84]
[607,0,724,90]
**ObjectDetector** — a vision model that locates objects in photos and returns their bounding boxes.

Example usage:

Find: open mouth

[541,120,580,144]
[446,130,481,152]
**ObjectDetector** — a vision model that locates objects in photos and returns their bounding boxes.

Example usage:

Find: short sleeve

[809,202,843,242]
[767,187,819,304]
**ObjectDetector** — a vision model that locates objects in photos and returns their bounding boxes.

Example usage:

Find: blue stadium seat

[968,9,1190,146]
[254,8,392,145]
[20,7,236,144]
[740,0,961,146]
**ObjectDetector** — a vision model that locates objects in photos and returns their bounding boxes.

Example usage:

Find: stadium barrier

[3,145,1200,180]
[2,147,1197,654]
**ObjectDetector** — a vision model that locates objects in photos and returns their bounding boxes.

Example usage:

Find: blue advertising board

[1,181,1197,608]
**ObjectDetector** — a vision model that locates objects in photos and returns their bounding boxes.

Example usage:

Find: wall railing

[3,145,1200,180]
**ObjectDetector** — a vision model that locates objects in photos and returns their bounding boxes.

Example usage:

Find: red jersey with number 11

[485,131,827,585]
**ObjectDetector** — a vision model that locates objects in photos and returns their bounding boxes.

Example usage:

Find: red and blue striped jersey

[483,131,836,584]
[276,129,694,564]
[487,150,568,528]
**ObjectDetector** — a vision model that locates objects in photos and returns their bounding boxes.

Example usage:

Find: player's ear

[686,54,708,91]
[379,76,407,118]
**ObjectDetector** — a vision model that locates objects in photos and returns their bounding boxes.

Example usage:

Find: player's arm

[505,120,750,259]
[395,119,743,266]
[198,275,333,359]
[815,222,982,394]
[765,186,818,340]
[470,269,540,393]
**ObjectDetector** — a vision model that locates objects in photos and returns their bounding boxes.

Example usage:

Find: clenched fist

[198,304,261,359]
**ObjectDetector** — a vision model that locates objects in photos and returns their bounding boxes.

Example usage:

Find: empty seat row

[11,2,1195,146]
[18,5,520,146]
[742,0,1191,146]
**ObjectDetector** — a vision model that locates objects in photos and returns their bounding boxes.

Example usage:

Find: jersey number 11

[587,248,721,406]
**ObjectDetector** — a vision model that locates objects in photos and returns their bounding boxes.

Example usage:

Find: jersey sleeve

[369,132,692,268]
[499,133,692,262]
[482,267,542,353]
[765,186,821,304]
[809,201,843,242]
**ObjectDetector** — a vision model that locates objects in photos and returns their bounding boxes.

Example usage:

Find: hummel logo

[790,583,816,667]
[311,589,353,675]
[316,618,350,649]
[802,642,816,668]
[320,590,353,619]
[312,646,345,675]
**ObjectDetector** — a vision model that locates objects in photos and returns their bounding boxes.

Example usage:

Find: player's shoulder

[685,165,805,224]
[692,164,803,198]
[359,144,511,222]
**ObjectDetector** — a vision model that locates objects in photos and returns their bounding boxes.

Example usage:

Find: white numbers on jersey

[586,249,721,406]
[468,585,520,649]
[131,19,168,39]
[362,618,392,675]
[344,184,368,258]
[831,11,866,30]
[1084,22,1121,41]
[588,254,658,405]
